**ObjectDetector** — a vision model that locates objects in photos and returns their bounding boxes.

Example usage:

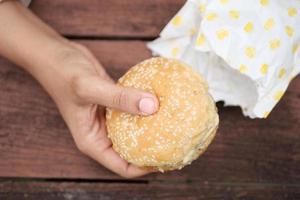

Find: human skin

[0,1,159,178]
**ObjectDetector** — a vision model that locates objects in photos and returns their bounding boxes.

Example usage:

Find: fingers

[93,146,151,178]
[78,118,152,178]
[74,76,159,116]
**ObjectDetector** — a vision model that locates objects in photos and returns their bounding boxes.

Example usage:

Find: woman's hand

[45,42,159,178]
[0,1,158,178]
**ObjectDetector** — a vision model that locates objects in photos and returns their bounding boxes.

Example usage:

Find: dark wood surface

[0,0,299,199]
[0,181,299,200]
[30,0,185,38]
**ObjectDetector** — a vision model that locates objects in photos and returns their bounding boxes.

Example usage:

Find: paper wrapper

[148,0,300,118]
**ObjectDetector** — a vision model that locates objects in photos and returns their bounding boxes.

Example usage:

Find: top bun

[106,57,219,172]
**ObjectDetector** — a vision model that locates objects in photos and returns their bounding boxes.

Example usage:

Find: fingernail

[139,97,156,115]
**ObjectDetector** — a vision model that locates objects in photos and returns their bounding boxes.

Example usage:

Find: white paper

[148,0,300,118]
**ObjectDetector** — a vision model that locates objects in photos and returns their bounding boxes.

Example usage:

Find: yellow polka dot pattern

[260,0,269,6]
[245,47,256,59]
[171,16,182,26]
[285,26,294,37]
[196,34,206,46]
[244,22,254,33]
[288,7,297,17]
[151,0,300,119]
[229,10,240,19]
[216,30,229,40]
[206,13,218,21]
[264,18,275,31]
[260,64,269,75]
[199,4,206,13]
[274,90,284,101]
[278,68,286,78]
[220,0,229,5]
[239,64,248,73]
[269,39,281,50]
[263,111,270,118]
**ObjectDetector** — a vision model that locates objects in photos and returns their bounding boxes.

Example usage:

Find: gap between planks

[1,177,300,188]
[65,35,156,41]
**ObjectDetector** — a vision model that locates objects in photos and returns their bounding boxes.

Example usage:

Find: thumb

[75,76,159,115]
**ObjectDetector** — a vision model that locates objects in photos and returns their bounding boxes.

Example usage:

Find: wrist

[28,39,81,101]
[0,0,73,77]
[25,37,73,77]
[0,0,81,101]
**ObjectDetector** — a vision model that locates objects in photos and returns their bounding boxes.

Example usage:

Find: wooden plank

[0,40,300,182]
[29,0,185,38]
[0,181,299,200]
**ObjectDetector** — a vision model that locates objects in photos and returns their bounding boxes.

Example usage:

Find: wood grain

[0,181,299,200]
[0,40,300,182]
[29,0,185,38]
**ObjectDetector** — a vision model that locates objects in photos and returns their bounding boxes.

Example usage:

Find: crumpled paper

[148,0,300,118]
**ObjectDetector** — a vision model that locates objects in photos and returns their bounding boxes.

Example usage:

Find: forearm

[0,1,71,76]
[0,1,81,106]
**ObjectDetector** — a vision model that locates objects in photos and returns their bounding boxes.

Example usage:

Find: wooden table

[0,0,299,199]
